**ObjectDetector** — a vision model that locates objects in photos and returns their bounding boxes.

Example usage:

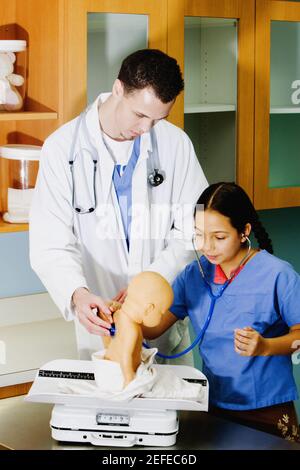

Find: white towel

[58,347,204,402]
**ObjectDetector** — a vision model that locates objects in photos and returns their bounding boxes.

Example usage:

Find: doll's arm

[120,326,140,387]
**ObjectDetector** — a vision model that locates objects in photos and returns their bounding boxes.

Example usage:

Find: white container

[0,144,41,223]
[0,40,27,111]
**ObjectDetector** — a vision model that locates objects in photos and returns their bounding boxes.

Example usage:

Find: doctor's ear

[112,79,125,99]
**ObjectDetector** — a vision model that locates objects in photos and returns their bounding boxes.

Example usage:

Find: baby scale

[26,359,209,447]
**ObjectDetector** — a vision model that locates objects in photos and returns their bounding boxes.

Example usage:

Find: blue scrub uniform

[112,136,140,249]
[170,250,300,410]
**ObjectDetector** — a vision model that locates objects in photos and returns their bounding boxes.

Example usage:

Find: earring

[242,235,252,252]
[245,236,252,251]
[241,234,251,249]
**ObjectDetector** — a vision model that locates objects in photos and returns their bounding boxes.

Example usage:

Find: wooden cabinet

[0,0,61,233]
[0,0,170,232]
[0,0,63,397]
[255,0,300,209]
[63,0,256,201]
[168,0,255,201]
[62,0,168,121]
[167,0,300,209]
[1,0,299,233]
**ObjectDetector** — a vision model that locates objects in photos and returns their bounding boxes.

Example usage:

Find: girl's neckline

[201,249,265,286]
[226,248,260,279]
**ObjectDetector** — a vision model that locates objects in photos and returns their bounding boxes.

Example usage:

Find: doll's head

[121,271,173,327]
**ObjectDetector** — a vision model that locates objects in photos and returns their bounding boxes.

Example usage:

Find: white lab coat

[29,94,208,362]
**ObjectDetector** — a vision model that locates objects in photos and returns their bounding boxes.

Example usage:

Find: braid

[251,217,274,254]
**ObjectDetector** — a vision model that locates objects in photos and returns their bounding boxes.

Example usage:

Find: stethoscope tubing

[145,238,251,359]
[143,269,230,359]
[69,107,164,214]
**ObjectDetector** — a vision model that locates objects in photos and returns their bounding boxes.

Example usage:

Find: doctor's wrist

[72,287,90,306]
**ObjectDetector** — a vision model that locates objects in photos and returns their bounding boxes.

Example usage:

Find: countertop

[0,396,300,450]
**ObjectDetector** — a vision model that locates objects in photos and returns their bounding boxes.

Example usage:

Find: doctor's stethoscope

[143,234,253,359]
[69,107,165,214]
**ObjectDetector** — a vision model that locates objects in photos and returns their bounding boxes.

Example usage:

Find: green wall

[259,207,300,419]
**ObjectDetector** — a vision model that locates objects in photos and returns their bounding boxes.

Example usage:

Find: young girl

[143,182,300,441]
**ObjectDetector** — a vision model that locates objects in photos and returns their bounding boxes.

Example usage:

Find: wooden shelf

[0,111,58,121]
[270,107,300,114]
[0,216,28,233]
[185,18,237,28]
[184,104,236,114]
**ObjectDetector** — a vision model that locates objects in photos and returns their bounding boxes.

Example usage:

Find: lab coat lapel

[85,96,154,274]
[85,97,129,255]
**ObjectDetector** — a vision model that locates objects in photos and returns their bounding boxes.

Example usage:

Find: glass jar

[0,145,41,223]
[0,40,27,112]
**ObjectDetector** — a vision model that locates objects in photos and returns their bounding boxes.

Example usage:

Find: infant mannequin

[102,271,174,388]
[62,272,203,401]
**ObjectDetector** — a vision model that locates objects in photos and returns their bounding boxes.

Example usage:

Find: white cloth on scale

[58,347,204,402]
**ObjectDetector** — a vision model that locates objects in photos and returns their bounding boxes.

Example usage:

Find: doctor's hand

[72,287,113,336]
[234,327,269,356]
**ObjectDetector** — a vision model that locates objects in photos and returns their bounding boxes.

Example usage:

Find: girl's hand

[234,326,269,356]
[106,300,122,313]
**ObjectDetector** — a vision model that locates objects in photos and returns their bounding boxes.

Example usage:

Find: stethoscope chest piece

[70,107,165,213]
[148,169,164,187]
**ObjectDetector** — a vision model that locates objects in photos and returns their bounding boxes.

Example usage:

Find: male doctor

[30,49,207,361]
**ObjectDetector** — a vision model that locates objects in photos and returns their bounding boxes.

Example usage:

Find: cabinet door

[168,0,255,199]
[62,0,167,121]
[255,0,300,209]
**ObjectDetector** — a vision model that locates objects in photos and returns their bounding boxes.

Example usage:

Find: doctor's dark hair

[117,49,184,103]
[196,182,274,254]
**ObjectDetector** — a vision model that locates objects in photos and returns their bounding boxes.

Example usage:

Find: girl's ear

[241,223,252,242]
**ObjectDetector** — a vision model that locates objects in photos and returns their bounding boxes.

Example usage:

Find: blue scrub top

[170,250,300,410]
[112,136,140,250]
